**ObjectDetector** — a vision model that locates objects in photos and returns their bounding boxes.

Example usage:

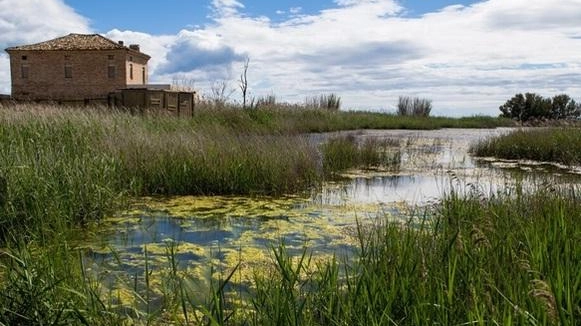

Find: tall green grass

[0,104,511,241]
[0,240,128,325]
[2,186,579,325]
[471,127,581,165]
[321,135,401,174]
[247,186,581,325]
[176,103,513,133]
[0,103,522,325]
[0,105,321,241]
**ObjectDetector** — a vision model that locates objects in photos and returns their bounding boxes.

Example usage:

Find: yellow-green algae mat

[80,193,411,307]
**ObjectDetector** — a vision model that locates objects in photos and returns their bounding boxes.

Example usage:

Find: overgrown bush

[397,96,432,117]
[499,93,580,121]
[253,94,277,109]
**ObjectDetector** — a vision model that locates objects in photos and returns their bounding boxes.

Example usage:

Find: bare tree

[239,57,250,109]
[210,80,235,107]
[171,76,196,92]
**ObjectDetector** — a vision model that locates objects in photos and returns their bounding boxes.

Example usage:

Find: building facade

[5,34,150,101]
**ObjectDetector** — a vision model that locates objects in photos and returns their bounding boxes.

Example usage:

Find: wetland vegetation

[0,103,579,325]
[2,184,579,325]
[0,103,512,240]
[0,103,432,241]
[472,127,581,166]
[248,188,581,325]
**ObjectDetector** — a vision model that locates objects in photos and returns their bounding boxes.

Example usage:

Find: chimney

[129,44,140,52]
[118,41,124,46]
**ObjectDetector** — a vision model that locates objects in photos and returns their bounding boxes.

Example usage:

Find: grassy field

[1,186,579,325]
[471,127,581,165]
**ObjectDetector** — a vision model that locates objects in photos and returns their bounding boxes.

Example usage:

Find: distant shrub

[397,96,432,117]
[499,93,580,121]
[305,93,341,111]
[254,94,277,109]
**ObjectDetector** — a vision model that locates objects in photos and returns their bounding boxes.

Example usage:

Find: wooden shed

[109,88,195,116]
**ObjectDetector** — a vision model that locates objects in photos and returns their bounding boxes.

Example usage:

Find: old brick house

[5,33,150,102]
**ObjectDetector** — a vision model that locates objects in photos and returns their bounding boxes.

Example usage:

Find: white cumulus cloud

[0,0,90,49]
[2,0,581,116]
[0,0,90,95]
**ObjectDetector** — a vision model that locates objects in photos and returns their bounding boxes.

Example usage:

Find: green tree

[525,93,551,120]
[499,92,579,121]
[551,94,580,119]
[499,93,525,120]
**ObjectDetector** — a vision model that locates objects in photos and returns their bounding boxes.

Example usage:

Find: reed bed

[1,186,579,325]
[321,135,401,174]
[0,104,411,241]
[0,103,525,325]
[244,186,581,325]
[0,106,324,241]
[471,127,581,165]
[162,104,513,133]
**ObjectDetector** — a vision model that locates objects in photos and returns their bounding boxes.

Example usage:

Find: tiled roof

[5,34,149,58]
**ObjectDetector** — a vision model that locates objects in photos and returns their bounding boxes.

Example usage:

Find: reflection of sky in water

[318,174,488,205]
[83,128,581,291]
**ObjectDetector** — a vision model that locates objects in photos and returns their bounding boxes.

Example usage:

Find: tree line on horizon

[499,93,580,121]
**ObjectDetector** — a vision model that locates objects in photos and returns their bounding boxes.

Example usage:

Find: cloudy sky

[1,0,581,116]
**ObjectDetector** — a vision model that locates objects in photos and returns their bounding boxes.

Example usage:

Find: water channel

[79,128,581,303]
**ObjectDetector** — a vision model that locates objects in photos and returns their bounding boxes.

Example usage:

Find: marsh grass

[1,186,579,325]
[0,241,127,325]
[246,186,581,325]
[0,105,323,241]
[304,93,341,111]
[0,104,511,241]
[471,127,581,165]
[397,95,432,117]
[321,135,401,174]
[176,103,512,133]
[0,103,524,325]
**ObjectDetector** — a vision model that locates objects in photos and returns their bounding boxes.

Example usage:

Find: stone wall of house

[9,49,149,101]
[125,53,148,86]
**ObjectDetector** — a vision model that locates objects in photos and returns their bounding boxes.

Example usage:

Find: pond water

[79,128,581,302]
